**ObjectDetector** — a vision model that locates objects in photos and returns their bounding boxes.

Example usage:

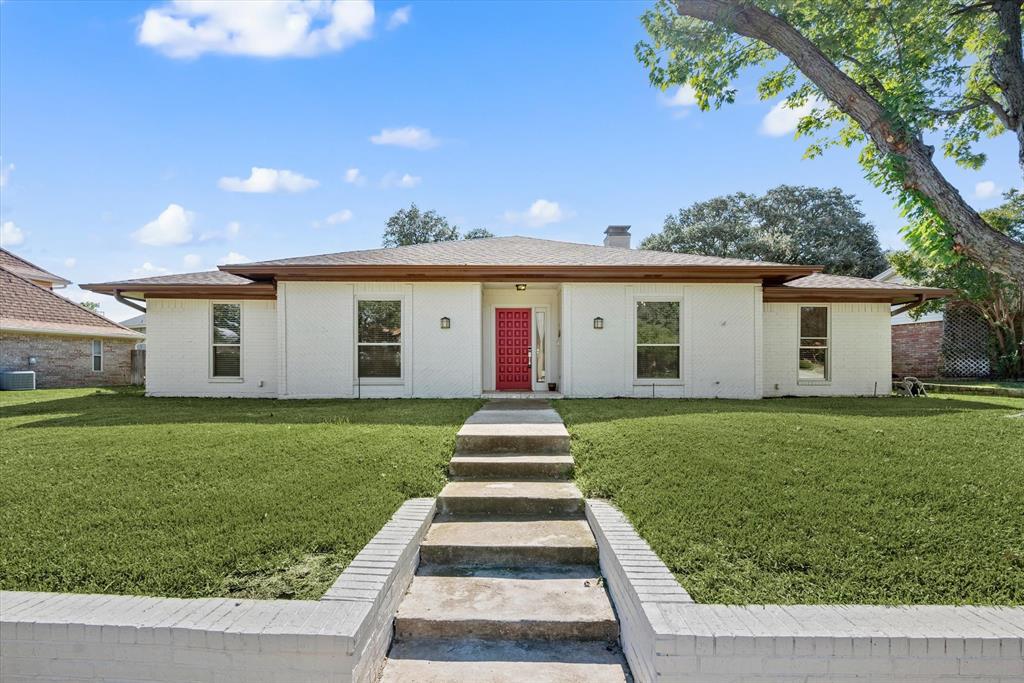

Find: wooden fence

[130,349,146,386]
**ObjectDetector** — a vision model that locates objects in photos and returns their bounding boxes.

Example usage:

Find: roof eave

[81,282,278,300]
[763,286,954,304]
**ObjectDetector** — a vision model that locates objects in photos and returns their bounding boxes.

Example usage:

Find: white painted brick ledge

[0,497,436,683]
[586,499,1024,683]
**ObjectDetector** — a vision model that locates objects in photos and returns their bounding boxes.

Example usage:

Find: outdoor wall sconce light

[593,317,604,329]
[440,317,451,329]
[515,283,527,291]
[28,356,37,365]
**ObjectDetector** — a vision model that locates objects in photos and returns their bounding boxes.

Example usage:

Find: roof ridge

[0,265,137,333]
[0,247,70,284]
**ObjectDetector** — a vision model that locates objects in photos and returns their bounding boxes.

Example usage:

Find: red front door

[496,308,532,391]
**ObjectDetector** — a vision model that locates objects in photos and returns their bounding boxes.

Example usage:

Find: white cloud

[326,209,353,224]
[660,85,698,116]
[759,97,825,137]
[0,160,13,187]
[344,167,366,185]
[133,203,195,246]
[218,167,319,193]
[370,126,439,150]
[218,251,251,265]
[64,257,77,268]
[974,180,1000,199]
[381,172,422,188]
[183,253,203,269]
[1,221,25,247]
[226,220,241,237]
[387,5,411,30]
[503,199,571,228]
[132,262,172,277]
[138,0,375,59]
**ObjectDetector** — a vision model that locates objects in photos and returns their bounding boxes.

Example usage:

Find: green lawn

[0,387,481,599]
[557,395,1024,606]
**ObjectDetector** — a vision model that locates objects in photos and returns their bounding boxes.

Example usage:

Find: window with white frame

[211,303,242,378]
[91,340,103,372]
[636,300,680,380]
[799,306,829,381]
[358,300,402,379]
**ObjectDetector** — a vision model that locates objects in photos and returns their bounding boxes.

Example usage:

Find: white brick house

[84,228,947,399]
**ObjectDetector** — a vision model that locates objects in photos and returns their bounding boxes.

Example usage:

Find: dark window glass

[800,306,827,338]
[358,346,402,378]
[636,301,680,344]
[358,301,401,343]
[637,346,680,380]
[212,303,242,377]
[213,346,241,377]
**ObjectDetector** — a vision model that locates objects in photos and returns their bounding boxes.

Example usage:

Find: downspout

[114,290,147,313]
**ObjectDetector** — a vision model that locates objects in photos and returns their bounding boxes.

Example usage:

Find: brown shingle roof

[231,236,802,268]
[0,248,71,286]
[88,270,257,288]
[781,273,943,290]
[0,268,142,339]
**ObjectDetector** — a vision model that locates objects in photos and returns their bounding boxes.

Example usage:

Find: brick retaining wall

[587,500,1024,682]
[0,498,436,682]
[0,332,135,388]
[892,321,944,378]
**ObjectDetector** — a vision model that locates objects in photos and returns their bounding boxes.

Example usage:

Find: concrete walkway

[380,399,630,682]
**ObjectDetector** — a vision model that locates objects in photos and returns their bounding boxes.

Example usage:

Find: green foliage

[382,203,460,247]
[382,204,497,246]
[462,227,495,240]
[637,0,1016,260]
[558,395,1024,605]
[78,301,101,312]
[641,185,888,277]
[0,388,481,598]
[891,191,1024,377]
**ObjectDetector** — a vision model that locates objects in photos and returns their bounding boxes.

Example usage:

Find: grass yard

[557,394,1024,606]
[0,387,481,599]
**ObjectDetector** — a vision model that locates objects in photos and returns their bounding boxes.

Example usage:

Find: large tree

[890,191,1024,377]
[642,185,889,277]
[637,0,1024,280]
[382,204,495,246]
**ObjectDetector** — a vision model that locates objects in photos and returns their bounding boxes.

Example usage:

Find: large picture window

[636,300,680,380]
[211,303,241,378]
[358,300,402,379]
[799,306,829,381]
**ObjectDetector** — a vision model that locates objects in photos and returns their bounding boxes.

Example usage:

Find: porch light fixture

[440,316,451,329]
[515,283,527,292]
[593,317,604,329]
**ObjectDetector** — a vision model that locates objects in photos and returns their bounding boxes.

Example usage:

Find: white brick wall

[764,302,892,397]
[146,298,277,397]
[563,283,762,398]
[0,499,437,683]
[587,500,1024,683]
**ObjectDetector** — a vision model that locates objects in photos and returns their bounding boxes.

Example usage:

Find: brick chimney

[603,225,631,249]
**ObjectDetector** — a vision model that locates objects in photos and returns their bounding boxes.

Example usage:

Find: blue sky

[1,0,1017,321]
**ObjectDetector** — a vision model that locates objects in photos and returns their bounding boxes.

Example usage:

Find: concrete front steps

[380,399,630,682]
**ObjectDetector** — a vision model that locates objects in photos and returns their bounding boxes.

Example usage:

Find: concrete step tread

[450,454,574,464]
[457,422,570,437]
[381,639,631,683]
[423,517,595,550]
[439,480,582,500]
[395,568,618,641]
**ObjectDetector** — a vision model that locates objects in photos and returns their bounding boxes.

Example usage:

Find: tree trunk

[675,0,1024,282]
[991,0,1024,178]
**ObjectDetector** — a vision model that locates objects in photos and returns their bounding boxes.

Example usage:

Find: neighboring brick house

[0,249,143,388]
[874,267,990,378]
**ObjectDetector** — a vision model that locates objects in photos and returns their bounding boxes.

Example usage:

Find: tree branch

[990,0,1024,175]
[675,0,1024,281]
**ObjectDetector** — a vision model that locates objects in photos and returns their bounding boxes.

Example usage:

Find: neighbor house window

[91,340,103,372]
[358,300,402,379]
[799,306,829,381]
[636,300,680,380]
[211,303,242,378]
